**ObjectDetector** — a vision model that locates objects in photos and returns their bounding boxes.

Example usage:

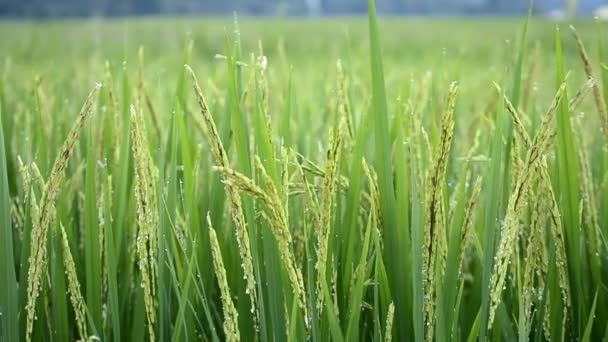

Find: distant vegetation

[0,0,604,18]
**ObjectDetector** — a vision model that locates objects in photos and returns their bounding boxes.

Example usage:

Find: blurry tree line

[0,0,603,18]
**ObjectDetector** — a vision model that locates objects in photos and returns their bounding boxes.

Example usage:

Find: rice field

[1,1,608,341]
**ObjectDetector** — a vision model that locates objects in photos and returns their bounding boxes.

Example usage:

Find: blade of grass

[367,2,407,340]
[84,124,102,335]
[555,26,586,336]
[345,209,374,341]
[479,85,508,340]
[103,175,121,342]
[340,105,371,300]
[250,45,288,340]
[581,290,598,342]
[0,101,19,342]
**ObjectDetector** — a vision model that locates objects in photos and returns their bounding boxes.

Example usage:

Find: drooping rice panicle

[496,82,531,147]
[499,80,592,332]
[253,156,308,321]
[497,83,530,196]
[570,25,608,135]
[215,157,308,323]
[184,64,258,320]
[488,84,566,327]
[568,79,595,114]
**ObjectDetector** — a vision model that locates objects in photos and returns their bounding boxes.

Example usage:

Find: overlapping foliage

[1,1,607,340]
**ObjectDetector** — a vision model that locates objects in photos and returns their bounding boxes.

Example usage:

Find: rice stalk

[292,151,320,219]
[208,214,240,342]
[578,130,602,250]
[29,162,46,192]
[291,150,319,266]
[336,60,354,140]
[362,159,382,229]
[281,145,290,213]
[137,46,161,139]
[17,156,32,205]
[538,163,571,336]
[294,153,350,192]
[256,42,270,116]
[521,182,548,338]
[102,61,118,123]
[98,193,107,332]
[422,82,458,340]
[10,199,24,237]
[459,177,483,270]
[496,82,531,147]
[130,104,159,342]
[215,157,308,323]
[184,64,258,321]
[253,156,308,322]
[59,223,89,341]
[498,83,529,200]
[488,83,566,328]
[521,42,540,111]
[330,258,340,318]
[500,80,592,332]
[316,119,344,313]
[409,71,433,178]
[24,84,100,342]
[574,110,603,268]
